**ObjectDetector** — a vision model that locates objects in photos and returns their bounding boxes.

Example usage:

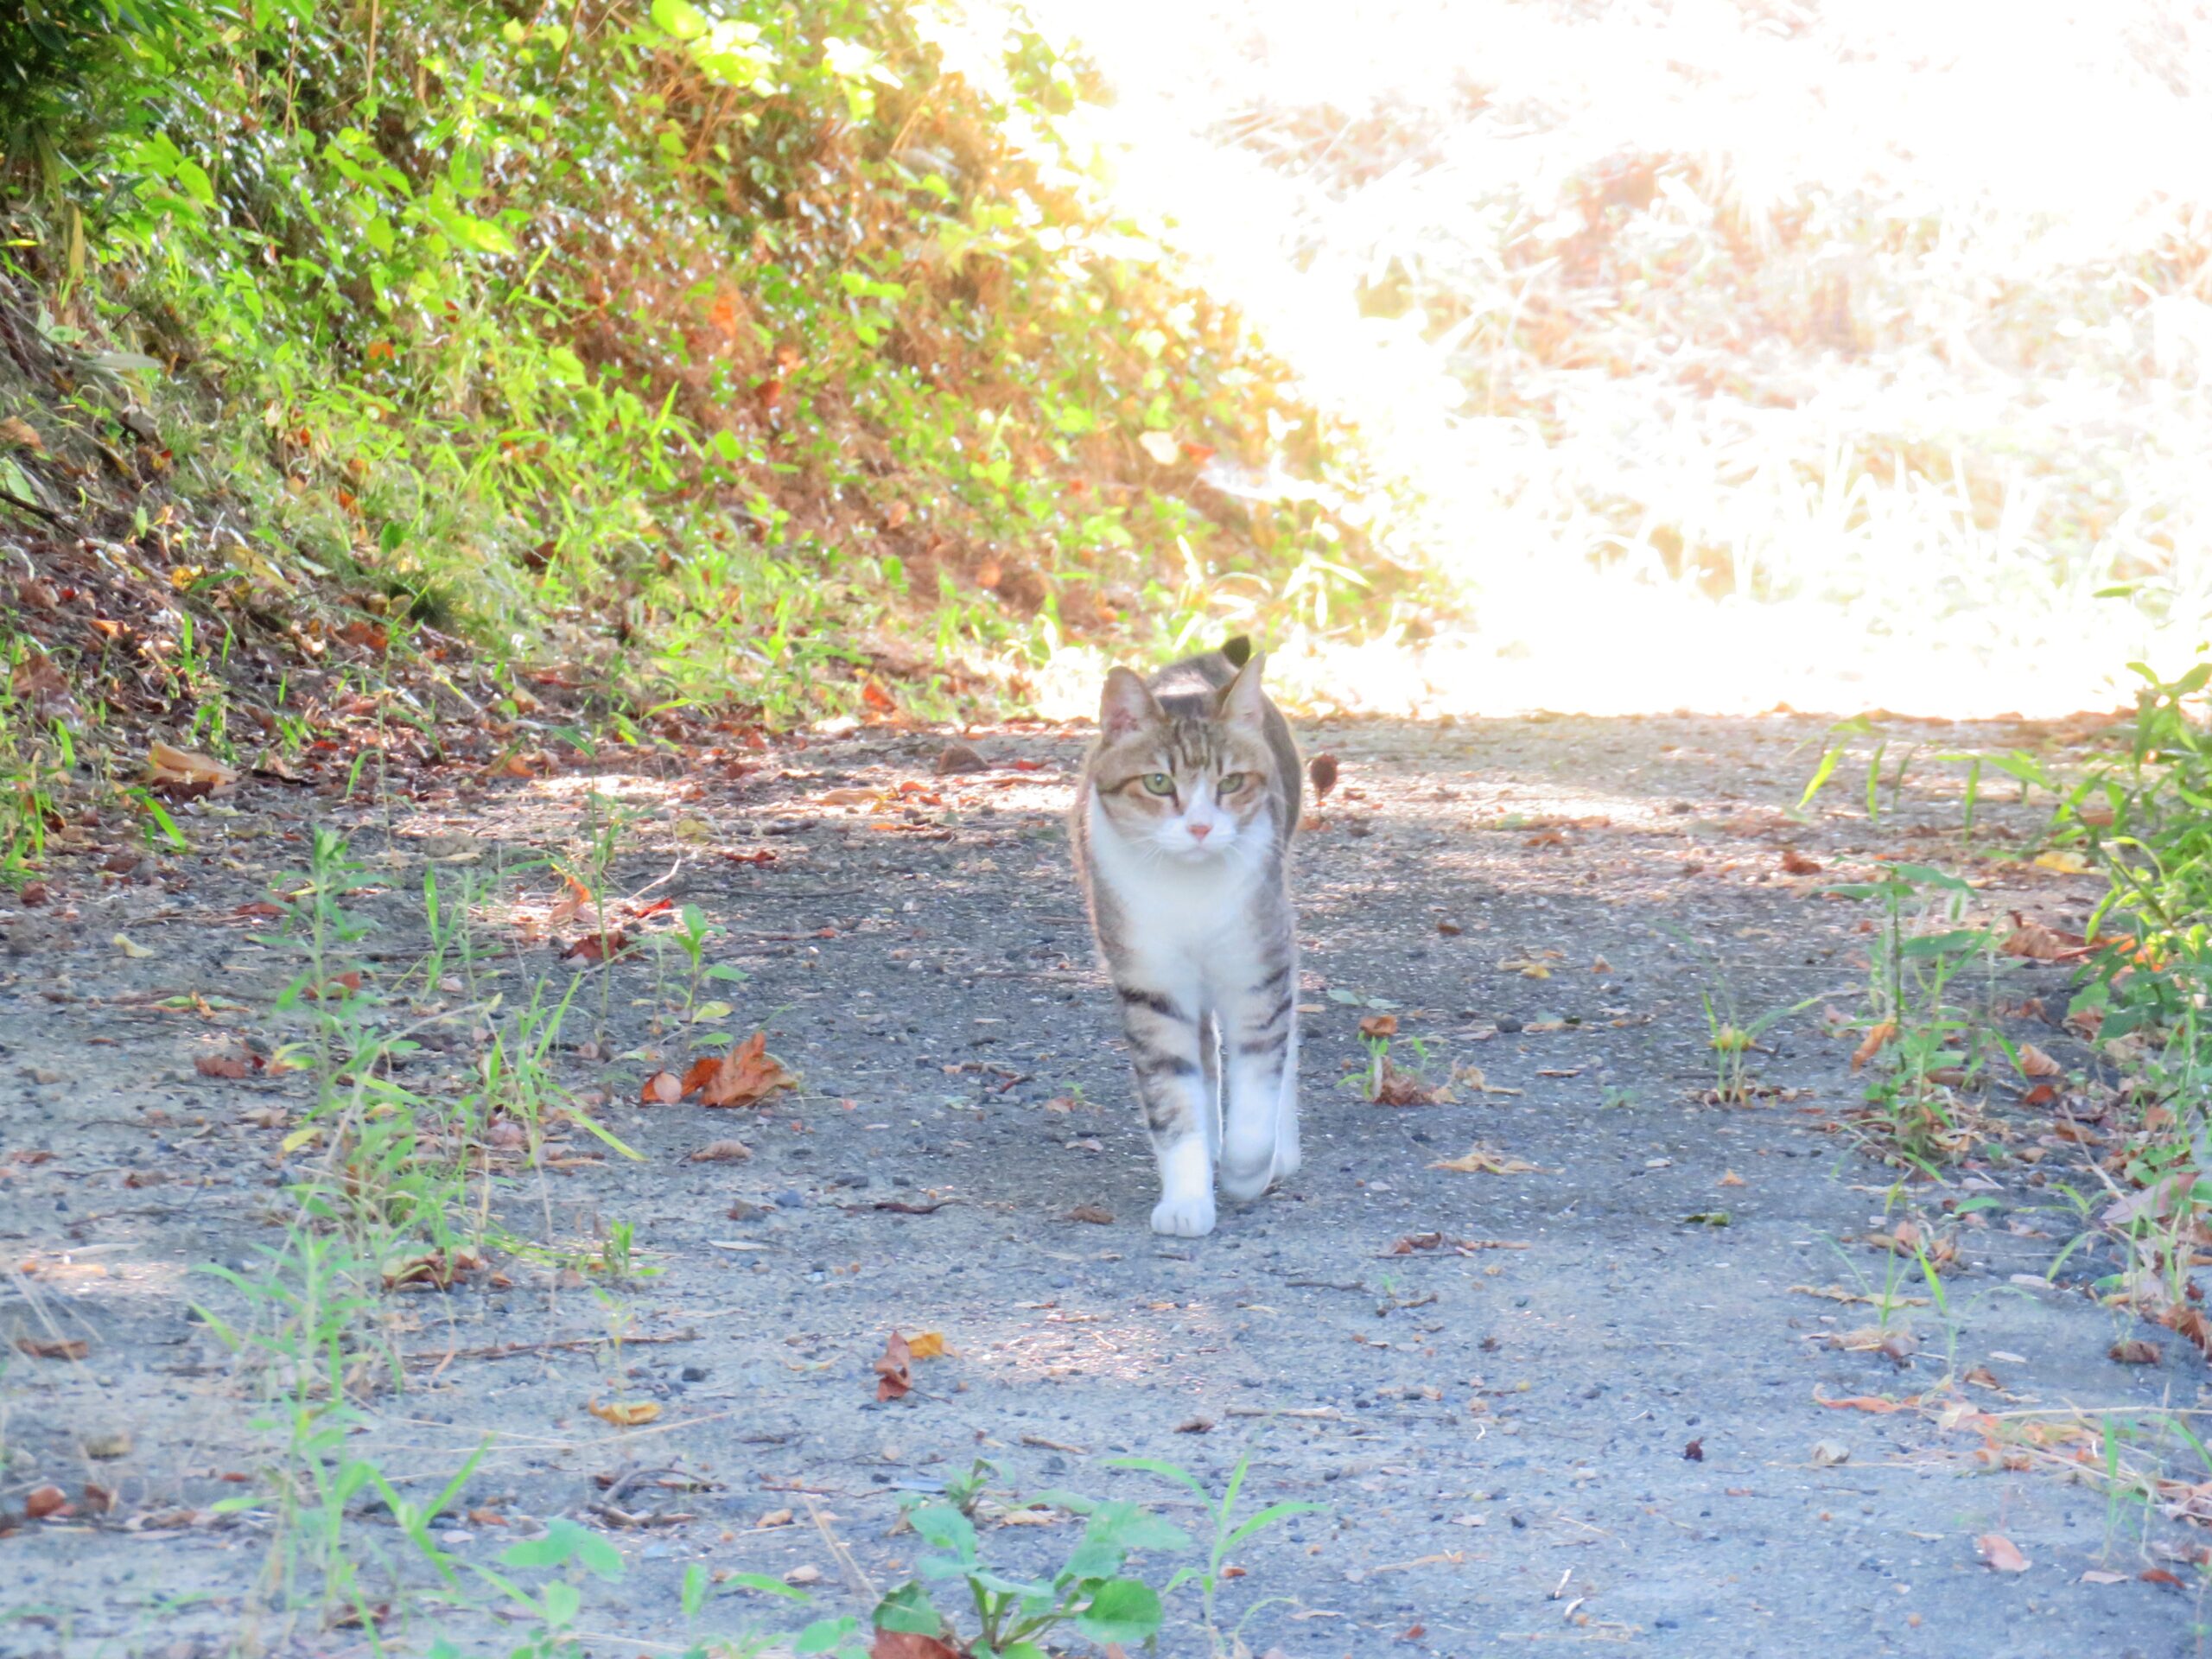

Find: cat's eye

[1217,772,1247,793]
[1141,773,1176,796]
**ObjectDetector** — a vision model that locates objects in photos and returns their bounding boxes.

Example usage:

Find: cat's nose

[1187,822,1211,841]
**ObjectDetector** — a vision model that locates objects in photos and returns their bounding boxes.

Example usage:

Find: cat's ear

[1099,667,1161,740]
[1218,652,1268,729]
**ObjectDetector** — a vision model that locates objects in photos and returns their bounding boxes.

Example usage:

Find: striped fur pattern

[1071,638,1302,1236]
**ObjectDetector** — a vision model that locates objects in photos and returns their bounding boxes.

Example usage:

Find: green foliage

[1,0,1389,723]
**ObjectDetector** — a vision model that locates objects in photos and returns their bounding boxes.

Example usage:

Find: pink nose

[1187,823,1211,841]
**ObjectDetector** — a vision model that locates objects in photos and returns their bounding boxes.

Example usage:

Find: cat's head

[1090,657,1278,862]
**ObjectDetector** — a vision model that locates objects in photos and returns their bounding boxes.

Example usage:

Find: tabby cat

[1071,638,1302,1236]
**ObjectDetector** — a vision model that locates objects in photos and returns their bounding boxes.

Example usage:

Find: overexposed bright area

[1021,0,2212,717]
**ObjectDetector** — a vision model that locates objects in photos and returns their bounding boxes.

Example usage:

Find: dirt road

[1,713,2197,1656]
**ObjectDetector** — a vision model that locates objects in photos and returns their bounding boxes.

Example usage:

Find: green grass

[0,0,1407,750]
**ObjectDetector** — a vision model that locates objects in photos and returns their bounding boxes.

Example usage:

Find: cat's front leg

[1218,953,1296,1201]
[1116,982,1217,1236]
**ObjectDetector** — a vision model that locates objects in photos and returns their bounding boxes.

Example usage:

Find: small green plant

[1697,988,1816,1104]
[1824,862,1995,1170]
[878,1492,1184,1658]
[1111,1453,1320,1654]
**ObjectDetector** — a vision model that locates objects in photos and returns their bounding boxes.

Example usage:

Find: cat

[1071,636,1302,1236]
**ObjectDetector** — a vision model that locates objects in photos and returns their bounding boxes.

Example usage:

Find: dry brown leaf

[588,1399,661,1427]
[1371,1063,1452,1106]
[24,1484,69,1519]
[2109,1338,2162,1365]
[2001,912,2084,961]
[1780,849,1823,874]
[688,1139,753,1163]
[1851,1022,1896,1071]
[1430,1145,1538,1175]
[874,1331,914,1402]
[1809,1440,1851,1467]
[906,1331,946,1360]
[871,1631,963,1659]
[15,1336,88,1361]
[1977,1533,2030,1573]
[2158,1305,2212,1358]
[0,416,45,452]
[563,928,634,963]
[2015,1043,2063,1079]
[641,1070,684,1104]
[1357,1014,1398,1039]
[1308,753,1339,800]
[1719,1170,1746,1187]
[2080,1569,2129,1585]
[549,875,593,928]
[680,1033,798,1107]
[145,739,237,796]
[1066,1203,1115,1224]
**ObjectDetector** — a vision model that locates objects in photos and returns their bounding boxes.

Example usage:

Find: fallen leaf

[195,1052,254,1078]
[1851,1022,1896,1071]
[817,786,882,806]
[2159,1305,2212,1358]
[1976,1533,2030,1573]
[641,1071,684,1104]
[81,1430,131,1459]
[588,1399,661,1427]
[680,1032,798,1107]
[688,1139,753,1163]
[2109,1338,2162,1365]
[784,1563,824,1586]
[112,932,153,959]
[1358,1014,1399,1039]
[25,1484,69,1519]
[2141,1567,2185,1587]
[1308,753,1339,800]
[935,741,987,775]
[15,1337,88,1361]
[757,1508,795,1528]
[906,1331,946,1360]
[1719,1170,1746,1187]
[2015,1043,2062,1079]
[145,739,237,796]
[1066,1203,1115,1224]
[1451,1064,1520,1096]
[2033,850,2090,875]
[1175,1415,1214,1433]
[2001,912,2086,960]
[1780,849,1823,874]
[871,1631,961,1659]
[1371,1063,1452,1106]
[2079,1569,2129,1585]
[563,928,634,963]
[1809,1440,1852,1467]
[1430,1145,1538,1175]
[874,1331,914,1402]
[1137,430,1182,465]
[1683,1438,1704,1461]
[0,415,45,451]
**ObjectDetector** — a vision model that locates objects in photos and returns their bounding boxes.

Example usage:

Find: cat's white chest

[1086,794,1268,957]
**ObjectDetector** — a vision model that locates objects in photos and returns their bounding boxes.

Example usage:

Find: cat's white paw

[1218,1154,1274,1202]
[1150,1191,1217,1236]
[1272,1126,1301,1181]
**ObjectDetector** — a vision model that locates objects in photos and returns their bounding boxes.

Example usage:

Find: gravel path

[1,712,2199,1657]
